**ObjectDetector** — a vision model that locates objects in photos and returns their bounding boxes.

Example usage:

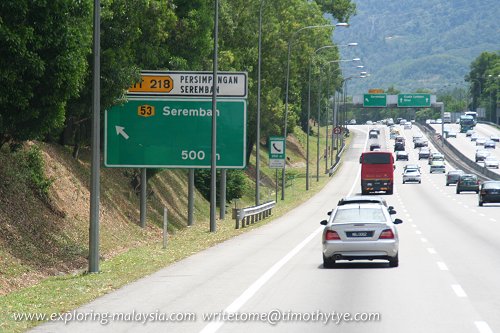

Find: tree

[0,0,92,148]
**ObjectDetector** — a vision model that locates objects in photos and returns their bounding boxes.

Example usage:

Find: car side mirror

[393,218,403,224]
[389,209,397,215]
[388,205,394,210]
[320,220,328,226]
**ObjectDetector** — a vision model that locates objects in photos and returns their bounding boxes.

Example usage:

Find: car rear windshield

[362,153,391,164]
[333,208,386,223]
[483,182,500,189]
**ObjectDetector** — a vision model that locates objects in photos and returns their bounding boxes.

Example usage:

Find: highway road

[431,122,500,175]
[31,125,500,333]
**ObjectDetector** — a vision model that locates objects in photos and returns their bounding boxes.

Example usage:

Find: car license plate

[346,231,373,238]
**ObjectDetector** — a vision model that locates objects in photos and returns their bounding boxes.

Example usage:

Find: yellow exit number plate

[137,105,155,117]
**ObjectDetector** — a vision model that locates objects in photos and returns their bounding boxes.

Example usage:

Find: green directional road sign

[397,94,431,107]
[268,136,286,168]
[363,94,387,107]
[105,99,246,168]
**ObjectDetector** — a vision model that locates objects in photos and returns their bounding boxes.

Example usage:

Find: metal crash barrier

[232,201,276,229]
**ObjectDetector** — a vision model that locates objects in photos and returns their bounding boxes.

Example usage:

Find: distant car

[478,181,500,206]
[471,133,479,142]
[366,120,373,125]
[484,140,496,149]
[430,160,446,173]
[412,134,423,142]
[456,174,479,194]
[446,170,465,186]
[370,143,381,151]
[404,164,420,172]
[402,168,421,184]
[466,130,475,137]
[490,135,500,142]
[428,153,444,165]
[436,119,443,124]
[475,149,490,162]
[396,151,409,161]
[418,148,431,160]
[430,119,437,124]
[320,204,402,268]
[369,130,379,139]
[349,119,357,125]
[476,138,487,146]
[414,138,428,148]
[446,131,457,138]
[394,142,405,151]
[484,156,499,169]
[404,123,412,130]
[389,132,398,139]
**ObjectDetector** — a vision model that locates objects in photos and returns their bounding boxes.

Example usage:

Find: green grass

[0,127,352,333]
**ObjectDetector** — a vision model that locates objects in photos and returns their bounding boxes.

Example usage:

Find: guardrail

[416,122,500,181]
[232,201,276,229]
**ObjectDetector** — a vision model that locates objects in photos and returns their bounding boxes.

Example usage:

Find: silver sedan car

[321,204,403,268]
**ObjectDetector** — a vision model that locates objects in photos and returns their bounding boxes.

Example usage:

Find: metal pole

[440,103,445,147]
[188,169,194,226]
[306,60,312,190]
[275,169,278,202]
[281,24,344,200]
[220,169,226,219]
[325,73,330,172]
[210,0,219,232]
[88,0,101,273]
[140,168,147,228]
[162,208,168,249]
[316,68,322,182]
[256,0,264,206]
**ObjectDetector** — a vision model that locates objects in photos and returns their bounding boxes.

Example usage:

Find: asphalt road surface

[31,124,500,333]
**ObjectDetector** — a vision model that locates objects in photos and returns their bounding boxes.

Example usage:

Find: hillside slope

[333,0,500,93]
[0,125,321,296]
[0,143,205,295]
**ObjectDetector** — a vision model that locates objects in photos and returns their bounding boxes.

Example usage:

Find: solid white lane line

[437,262,448,271]
[475,321,493,333]
[199,226,324,333]
[451,284,468,298]
[427,248,437,254]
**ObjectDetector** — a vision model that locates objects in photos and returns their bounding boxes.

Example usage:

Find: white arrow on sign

[365,98,369,102]
[115,126,129,140]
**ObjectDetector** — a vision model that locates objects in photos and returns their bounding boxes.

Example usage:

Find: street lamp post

[282,23,348,199]
[305,43,356,189]
[255,0,265,206]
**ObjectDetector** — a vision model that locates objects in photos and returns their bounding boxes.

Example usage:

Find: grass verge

[0,133,352,333]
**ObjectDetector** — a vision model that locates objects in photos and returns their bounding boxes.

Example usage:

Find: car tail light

[379,229,395,239]
[325,230,341,240]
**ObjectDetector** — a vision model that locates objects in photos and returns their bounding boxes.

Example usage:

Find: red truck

[359,151,394,195]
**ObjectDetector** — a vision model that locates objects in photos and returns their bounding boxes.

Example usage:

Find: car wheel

[456,190,460,194]
[446,183,449,186]
[389,253,399,268]
[323,254,336,268]
[419,181,421,184]
[402,180,405,184]
[476,190,479,194]
[387,189,394,195]
[479,200,483,207]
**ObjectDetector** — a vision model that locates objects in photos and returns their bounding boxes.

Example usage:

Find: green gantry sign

[363,94,387,107]
[397,94,431,107]
[105,98,246,168]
